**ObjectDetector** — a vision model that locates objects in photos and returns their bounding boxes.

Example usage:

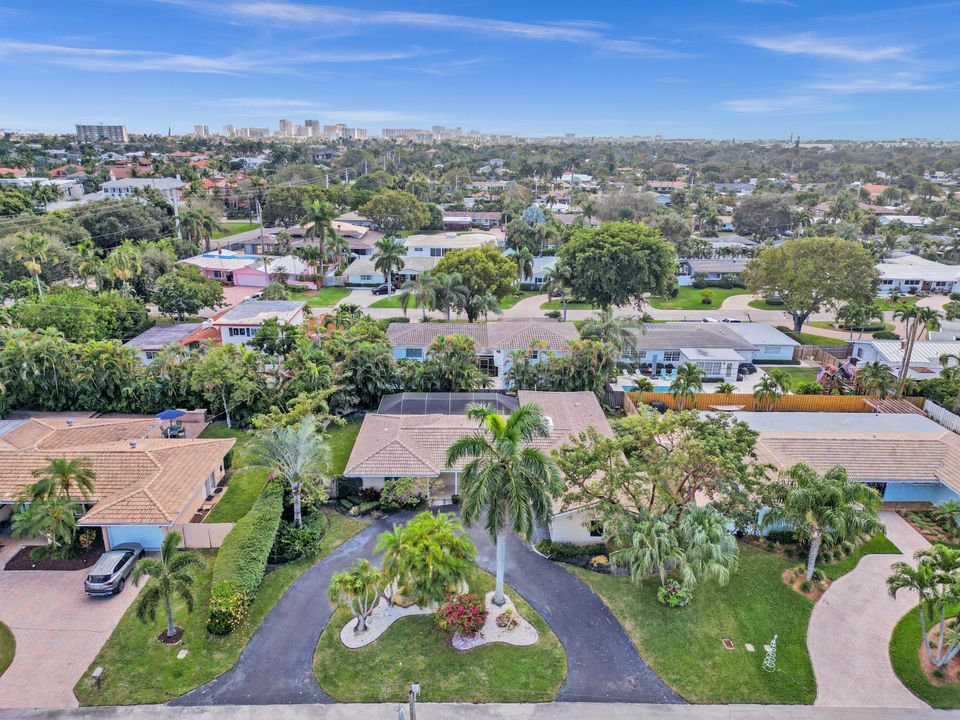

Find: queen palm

[764,464,882,581]
[430,271,468,322]
[14,232,49,296]
[447,402,562,606]
[894,305,942,397]
[28,457,95,503]
[579,307,646,359]
[670,361,704,411]
[940,353,960,411]
[888,544,960,669]
[858,361,894,398]
[302,199,337,274]
[399,273,437,320]
[180,205,222,252]
[373,236,405,295]
[252,415,329,527]
[131,531,204,638]
[513,247,534,285]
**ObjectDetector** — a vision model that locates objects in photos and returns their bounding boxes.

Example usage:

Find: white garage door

[107,525,165,550]
[235,273,268,288]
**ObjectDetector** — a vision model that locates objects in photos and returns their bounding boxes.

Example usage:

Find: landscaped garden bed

[742,531,899,583]
[899,509,960,547]
[4,534,104,571]
[891,603,960,708]
[0,621,14,678]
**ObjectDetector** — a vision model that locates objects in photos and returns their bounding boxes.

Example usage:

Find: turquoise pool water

[624,385,671,392]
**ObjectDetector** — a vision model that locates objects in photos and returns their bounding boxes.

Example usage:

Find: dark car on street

[371,284,389,296]
[84,543,143,596]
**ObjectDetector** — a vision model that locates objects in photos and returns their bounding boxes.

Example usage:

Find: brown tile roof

[386,320,580,353]
[0,418,234,525]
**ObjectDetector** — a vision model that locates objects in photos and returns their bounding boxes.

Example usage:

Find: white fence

[171,522,234,549]
[924,399,960,435]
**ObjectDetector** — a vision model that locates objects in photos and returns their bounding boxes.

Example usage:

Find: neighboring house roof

[877,253,960,283]
[403,232,499,249]
[736,411,960,493]
[628,323,756,352]
[853,340,960,364]
[101,177,185,191]
[727,323,799,347]
[0,417,234,525]
[681,258,750,275]
[344,390,612,488]
[180,251,262,272]
[336,211,372,223]
[124,323,203,351]
[442,211,503,221]
[213,300,306,326]
[386,320,580,353]
[343,255,437,276]
[331,220,369,238]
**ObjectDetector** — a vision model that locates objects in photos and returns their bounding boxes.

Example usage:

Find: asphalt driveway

[176,509,680,706]
[0,540,141,709]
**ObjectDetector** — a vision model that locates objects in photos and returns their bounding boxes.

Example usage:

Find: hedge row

[207,483,284,634]
[535,540,607,559]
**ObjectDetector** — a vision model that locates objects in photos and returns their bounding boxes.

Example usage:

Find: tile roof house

[736,411,960,504]
[344,390,613,543]
[626,323,759,379]
[0,416,233,549]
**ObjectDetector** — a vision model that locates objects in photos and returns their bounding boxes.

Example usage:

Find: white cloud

[810,74,944,93]
[0,39,432,75]
[722,94,842,114]
[742,33,909,62]
[738,0,797,6]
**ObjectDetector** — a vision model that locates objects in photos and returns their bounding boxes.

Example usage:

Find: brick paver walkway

[808,510,930,708]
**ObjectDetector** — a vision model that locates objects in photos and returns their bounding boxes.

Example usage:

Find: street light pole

[409,682,420,720]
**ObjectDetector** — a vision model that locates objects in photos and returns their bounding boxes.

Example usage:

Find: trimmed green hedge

[535,540,607,559]
[207,483,283,634]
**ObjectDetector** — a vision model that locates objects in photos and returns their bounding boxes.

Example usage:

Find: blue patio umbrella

[156,409,185,421]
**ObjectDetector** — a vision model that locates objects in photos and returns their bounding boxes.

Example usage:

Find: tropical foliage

[131,531,205,639]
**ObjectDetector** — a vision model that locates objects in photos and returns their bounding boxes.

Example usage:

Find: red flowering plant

[435,592,487,637]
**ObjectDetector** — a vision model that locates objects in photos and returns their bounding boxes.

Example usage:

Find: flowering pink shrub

[435,593,487,637]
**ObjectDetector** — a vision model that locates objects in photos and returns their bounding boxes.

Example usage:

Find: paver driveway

[0,540,141,709]
[807,511,930,709]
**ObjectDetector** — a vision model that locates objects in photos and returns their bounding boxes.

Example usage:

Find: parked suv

[738,362,758,375]
[371,284,389,296]
[84,543,143,596]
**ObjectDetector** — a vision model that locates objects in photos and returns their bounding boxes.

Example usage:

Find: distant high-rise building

[194,124,210,137]
[323,123,347,139]
[75,124,128,143]
[345,127,368,140]
[278,119,293,136]
[223,124,235,137]
[305,119,320,135]
[295,125,311,137]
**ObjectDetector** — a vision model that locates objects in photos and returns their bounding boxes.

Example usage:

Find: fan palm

[670,361,704,410]
[447,403,562,605]
[373,236,406,295]
[252,415,330,527]
[764,464,882,581]
[131,531,204,639]
[579,307,646,359]
[28,457,95,503]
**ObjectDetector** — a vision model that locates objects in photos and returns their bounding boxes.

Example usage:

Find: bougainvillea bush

[435,593,487,637]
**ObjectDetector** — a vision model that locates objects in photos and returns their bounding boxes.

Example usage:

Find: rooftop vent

[544,416,554,436]
[129,440,137,449]
[66,419,74,427]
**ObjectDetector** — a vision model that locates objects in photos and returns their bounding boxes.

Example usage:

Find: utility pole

[408,682,420,720]
[172,190,183,241]
[324,172,329,189]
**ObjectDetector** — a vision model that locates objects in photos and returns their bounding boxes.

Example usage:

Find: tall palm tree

[399,273,437,320]
[858,361,894,398]
[252,415,330,527]
[513,247,534,286]
[373,236,406,295]
[447,402,562,606]
[763,464,882,581]
[542,264,573,320]
[888,544,960,669]
[104,240,142,291]
[14,232,49,296]
[302,199,338,275]
[74,239,101,288]
[670,361,704,410]
[131,531,204,638]
[28,457,95,503]
[430,271,468,322]
[895,306,941,397]
[180,205,222,252]
[578,307,646,360]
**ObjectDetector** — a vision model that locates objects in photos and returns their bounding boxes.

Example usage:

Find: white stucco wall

[549,507,603,545]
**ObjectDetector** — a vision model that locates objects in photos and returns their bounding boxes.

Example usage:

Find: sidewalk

[807,511,931,709]
[3,702,956,720]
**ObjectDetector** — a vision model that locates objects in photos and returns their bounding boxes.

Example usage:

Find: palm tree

[579,308,646,360]
[180,205,222,252]
[14,232,49,296]
[131,531,204,638]
[302,199,338,274]
[252,415,330,527]
[447,402,562,606]
[542,264,573,320]
[858,361,895,398]
[11,498,77,551]
[373,236,405,295]
[764,464,882,581]
[836,301,884,340]
[430,271,468,322]
[895,306,942,397]
[513,247,534,285]
[609,509,682,585]
[940,353,960,411]
[932,501,960,537]
[75,239,101,288]
[28,457,95,503]
[753,374,785,411]
[460,291,502,323]
[675,505,739,588]
[888,544,960,669]
[399,273,437,320]
[105,240,142,291]
[670,361,704,410]
[328,559,384,634]
[715,381,737,394]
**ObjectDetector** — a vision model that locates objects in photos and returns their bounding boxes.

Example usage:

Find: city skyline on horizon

[1,1,959,141]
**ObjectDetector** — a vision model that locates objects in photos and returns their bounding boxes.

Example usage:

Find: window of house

[360,274,372,281]
[212,270,223,278]
[663,350,681,362]
[430,248,444,257]
[144,351,158,360]
[588,520,604,538]
[405,348,424,359]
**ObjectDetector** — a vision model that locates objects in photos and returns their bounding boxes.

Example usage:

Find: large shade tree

[447,402,562,605]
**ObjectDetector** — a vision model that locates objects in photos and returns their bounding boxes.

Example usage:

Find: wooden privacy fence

[172,522,235,549]
[793,344,851,364]
[629,392,925,413]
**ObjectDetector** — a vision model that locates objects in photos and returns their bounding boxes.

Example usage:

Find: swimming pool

[624,385,671,393]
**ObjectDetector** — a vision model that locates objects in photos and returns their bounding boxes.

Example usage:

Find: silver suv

[84,543,143,596]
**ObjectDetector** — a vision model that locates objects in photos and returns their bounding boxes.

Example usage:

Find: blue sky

[1,1,958,139]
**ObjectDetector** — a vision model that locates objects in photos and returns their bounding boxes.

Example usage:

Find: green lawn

[499,290,541,309]
[371,290,539,311]
[212,222,259,240]
[0,621,14,678]
[821,534,900,581]
[766,366,819,388]
[890,603,960,708]
[326,418,362,476]
[808,321,893,334]
[314,566,566,703]
[749,299,788,311]
[877,296,921,312]
[569,544,816,704]
[200,425,268,524]
[75,509,369,706]
[647,286,750,310]
[776,326,847,347]
[540,299,597,310]
[289,287,351,307]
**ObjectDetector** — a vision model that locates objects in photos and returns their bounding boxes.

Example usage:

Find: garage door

[107,525,165,550]
[235,272,268,288]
